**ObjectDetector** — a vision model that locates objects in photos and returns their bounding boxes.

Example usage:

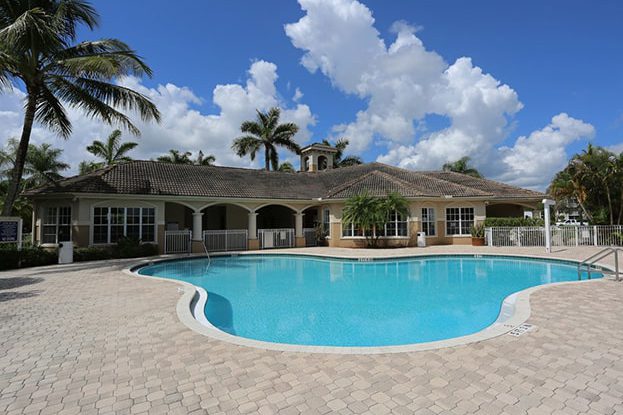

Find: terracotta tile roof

[26,160,545,201]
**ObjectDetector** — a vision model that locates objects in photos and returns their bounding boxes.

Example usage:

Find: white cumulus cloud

[286,0,595,190]
[0,60,316,172]
[497,113,595,189]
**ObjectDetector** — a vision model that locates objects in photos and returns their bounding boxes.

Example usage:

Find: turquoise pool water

[137,255,600,347]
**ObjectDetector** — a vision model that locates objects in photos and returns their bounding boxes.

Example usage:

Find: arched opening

[303,156,311,171]
[318,155,328,170]
[302,205,322,246]
[256,204,295,229]
[256,204,296,249]
[163,202,195,254]
[201,203,250,251]
[164,201,193,231]
[202,204,249,230]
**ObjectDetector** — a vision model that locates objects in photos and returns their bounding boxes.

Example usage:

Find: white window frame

[341,210,409,239]
[421,207,436,237]
[322,208,331,238]
[382,210,409,238]
[445,207,474,236]
[42,206,72,244]
[91,206,157,245]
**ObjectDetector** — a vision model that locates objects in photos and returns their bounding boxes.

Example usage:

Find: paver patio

[0,246,622,415]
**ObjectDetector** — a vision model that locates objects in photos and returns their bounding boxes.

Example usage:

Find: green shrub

[74,246,113,262]
[74,238,158,262]
[470,223,485,237]
[0,244,57,270]
[484,217,544,227]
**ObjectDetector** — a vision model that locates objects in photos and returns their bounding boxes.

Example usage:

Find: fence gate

[303,228,317,247]
[258,228,295,249]
[164,230,191,254]
[203,229,248,252]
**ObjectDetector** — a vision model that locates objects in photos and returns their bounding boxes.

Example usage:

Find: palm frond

[240,120,263,136]
[232,135,261,159]
[35,85,72,137]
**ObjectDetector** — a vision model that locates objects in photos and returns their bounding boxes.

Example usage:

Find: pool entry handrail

[578,247,621,281]
[201,240,211,271]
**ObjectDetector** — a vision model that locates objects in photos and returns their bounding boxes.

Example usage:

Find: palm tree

[442,157,482,178]
[86,130,137,167]
[157,149,193,164]
[78,160,101,175]
[321,138,362,167]
[232,107,300,171]
[23,143,69,187]
[342,192,409,248]
[277,162,295,172]
[195,151,215,166]
[0,0,160,216]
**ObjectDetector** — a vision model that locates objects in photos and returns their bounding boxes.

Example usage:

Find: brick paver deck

[0,246,622,415]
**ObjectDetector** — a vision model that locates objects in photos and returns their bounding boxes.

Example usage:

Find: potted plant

[470,223,486,246]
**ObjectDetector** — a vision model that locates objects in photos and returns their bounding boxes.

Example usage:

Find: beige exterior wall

[30,194,528,250]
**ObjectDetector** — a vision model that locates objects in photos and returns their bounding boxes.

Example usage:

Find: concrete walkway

[0,246,622,415]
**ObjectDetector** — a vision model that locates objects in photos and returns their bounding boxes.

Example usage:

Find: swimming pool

[137,254,601,348]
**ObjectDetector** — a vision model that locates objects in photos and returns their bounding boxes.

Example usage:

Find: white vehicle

[555,219,589,226]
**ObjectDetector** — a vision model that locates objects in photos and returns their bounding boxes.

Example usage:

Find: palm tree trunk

[264,147,270,171]
[2,94,37,216]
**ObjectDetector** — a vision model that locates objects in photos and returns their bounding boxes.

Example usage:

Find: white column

[248,212,258,238]
[542,199,555,253]
[295,212,304,238]
[192,211,203,241]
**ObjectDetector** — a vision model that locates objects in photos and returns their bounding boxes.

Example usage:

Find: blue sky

[2,0,622,189]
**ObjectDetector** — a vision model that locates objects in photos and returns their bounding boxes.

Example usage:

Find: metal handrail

[201,240,211,270]
[578,247,621,281]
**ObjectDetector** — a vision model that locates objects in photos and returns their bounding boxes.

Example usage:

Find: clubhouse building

[26,144,544,253]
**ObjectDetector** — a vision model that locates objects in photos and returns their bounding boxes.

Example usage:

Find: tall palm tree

[157,149,193,164]
[321,138,362,167]
[86,129,137,167]
[195,150,215,166]
[232,107,300,171]
[0,0,160,215]
[442,157,482,178]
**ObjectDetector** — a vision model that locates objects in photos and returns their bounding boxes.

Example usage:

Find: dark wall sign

[0,219,20,243]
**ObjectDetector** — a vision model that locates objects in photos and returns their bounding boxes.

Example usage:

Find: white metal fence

[486,225,623,247]
[303,228,317,247]
[258,228,295,249]
[203,229,248,252]
[164,230,192,254]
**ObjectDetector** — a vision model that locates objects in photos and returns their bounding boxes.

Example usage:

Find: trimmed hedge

[484,217,544,227]
[0,244,58,271]
[0,237,158,270]
[74,237,158,262]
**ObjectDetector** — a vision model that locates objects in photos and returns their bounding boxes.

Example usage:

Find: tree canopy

[0,0,160,215]
[548,144,623,225]
[232,107,300,171]
[442,157,482,178]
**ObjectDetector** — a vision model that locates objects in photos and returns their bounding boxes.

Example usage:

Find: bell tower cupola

[300,143,338,172]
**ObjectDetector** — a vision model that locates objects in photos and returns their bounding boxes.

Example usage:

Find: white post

[248,212,258,239]
[192,211,203,241]
[295,212,304,238]
[543,199,555,253]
